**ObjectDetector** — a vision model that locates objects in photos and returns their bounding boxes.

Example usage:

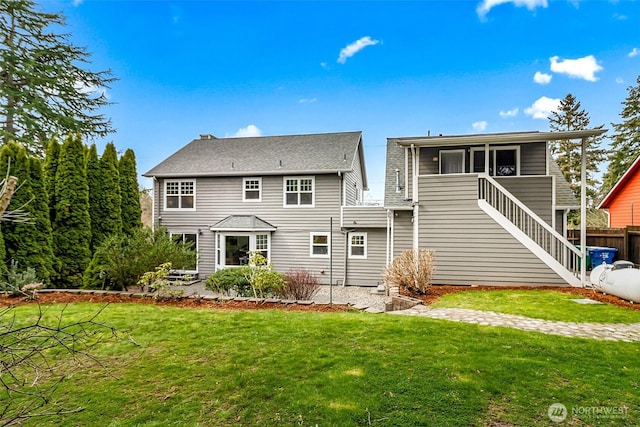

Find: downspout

[411,144,419,250]
[580,137,587,287]
[338,172,348,286]
[386,209,391,265]
[152,176,159,230]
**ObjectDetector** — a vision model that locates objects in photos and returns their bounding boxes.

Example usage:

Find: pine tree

[602,75,640,196]
[548,93,606,205]
[119,149,142,235]
[85,144,101,251]
[93,142,122,247]
[52,134,91,288]
[0,0,115,154]
[26,156,55,283]
[42,138,59,225]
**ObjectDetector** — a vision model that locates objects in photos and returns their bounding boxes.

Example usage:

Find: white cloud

[477,0,547,18]
[525,96,560,119]
[320,62,328,69]
[499,108,519,118]
[629,48,640,58]
[337,36,380,64]
[73,0,83,5]
[232,125,262,137]
[74,80,109,99]
[549,55,602,82]
[616,77,625,84]
[299,98,317,104]
[473,121,488,131]
[533,71,552,84]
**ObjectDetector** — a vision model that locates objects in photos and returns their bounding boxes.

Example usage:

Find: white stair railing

[478,174,581,277]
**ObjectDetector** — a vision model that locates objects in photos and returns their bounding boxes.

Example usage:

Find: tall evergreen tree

[42,138,59,225]
[92,142,122,248]
[85,144,101,251]
[52,134,91,288]
[548,93,606,205]
[119,149,142,235]
[0,142,42,276]
[602,75,640,196]
[0,0,115,154]
[27,156,55,283]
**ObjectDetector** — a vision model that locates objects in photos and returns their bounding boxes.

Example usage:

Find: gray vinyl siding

[392,210,413,257]
[520,142,547,175]
[344,147,365,205]
[416,174,568,286]
[494,176,553,224]
[155,174,349,282]
[345,229,386,286]
[342,206,387,227]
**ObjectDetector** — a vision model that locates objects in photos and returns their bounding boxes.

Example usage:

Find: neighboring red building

[599,156,640,227]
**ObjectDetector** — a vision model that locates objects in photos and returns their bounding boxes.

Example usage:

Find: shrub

[0,260,40,297]
[382,249,435,295]
[205,267,252,297]
[138,262,186,299]
[280,269,320,300]
[83,228,196,291]
[245,252,286,298]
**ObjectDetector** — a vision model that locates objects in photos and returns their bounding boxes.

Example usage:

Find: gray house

[381,129,606,287]
[143,131,381,286]
[145,128,605,288]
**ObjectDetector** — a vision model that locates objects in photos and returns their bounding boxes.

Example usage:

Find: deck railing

[478,174,581,277]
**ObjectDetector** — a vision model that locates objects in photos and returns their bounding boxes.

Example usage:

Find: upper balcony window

[472,146,520,177]
[439,150,465,174]
[165,180,195,210]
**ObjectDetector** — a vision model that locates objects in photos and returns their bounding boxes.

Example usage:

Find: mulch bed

[1,285,639,312]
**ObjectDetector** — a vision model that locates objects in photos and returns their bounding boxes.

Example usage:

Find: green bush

[83,228,196,290]
[205,267,252,296]
[1,260,42,297]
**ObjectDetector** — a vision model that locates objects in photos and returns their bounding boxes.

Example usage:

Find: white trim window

[243,177,262,202]
[310,232,330,258]
[284,176,314,207]
[439,149,465,174]
[349,232,367,259]
[471,146,520,177]
[165,180,195,210]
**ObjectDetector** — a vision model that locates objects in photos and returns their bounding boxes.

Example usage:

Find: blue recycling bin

[588,247,618,269]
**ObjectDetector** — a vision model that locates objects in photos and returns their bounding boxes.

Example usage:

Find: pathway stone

[388,306,640,342]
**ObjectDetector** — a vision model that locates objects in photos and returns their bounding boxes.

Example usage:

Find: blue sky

[44,0,640,201]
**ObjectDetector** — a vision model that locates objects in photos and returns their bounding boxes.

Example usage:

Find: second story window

[440,150,465,174]
[243,178,262,202]
[165,180,195,210]
[472,147,520,177]
[284,177,314,207]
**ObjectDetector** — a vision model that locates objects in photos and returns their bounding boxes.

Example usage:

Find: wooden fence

[567,226,640,264]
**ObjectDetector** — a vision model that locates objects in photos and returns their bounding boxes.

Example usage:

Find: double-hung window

[284,177,314,207]
[349,233,367,259]
[165,180,195,210]
[310,232,330,257]
[243,177,262,202]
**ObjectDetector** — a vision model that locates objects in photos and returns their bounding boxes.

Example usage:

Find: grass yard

[2,298,639,426]
[431,289,640,323]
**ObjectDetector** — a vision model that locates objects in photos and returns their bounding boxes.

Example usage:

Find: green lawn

[2,300,639,426]
[431,289,640,323]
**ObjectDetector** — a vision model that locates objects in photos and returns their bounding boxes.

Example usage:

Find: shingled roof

[144,131,366,187]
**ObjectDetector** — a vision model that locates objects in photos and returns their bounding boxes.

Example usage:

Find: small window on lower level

[310,232,330,257]
[349,233,367,259]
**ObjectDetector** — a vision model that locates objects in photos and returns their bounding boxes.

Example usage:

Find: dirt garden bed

[2,285,639,312]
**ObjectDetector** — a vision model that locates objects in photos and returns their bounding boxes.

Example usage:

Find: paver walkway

[388,306,640,342]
